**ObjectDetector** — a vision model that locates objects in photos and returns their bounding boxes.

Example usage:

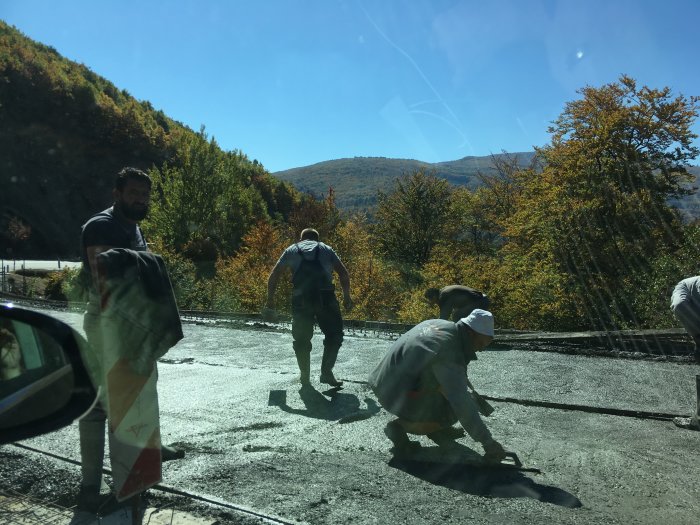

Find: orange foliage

[332,217,403,321]
[215,222,292,313]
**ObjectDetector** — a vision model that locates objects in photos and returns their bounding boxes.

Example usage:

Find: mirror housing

[0,303,97,444]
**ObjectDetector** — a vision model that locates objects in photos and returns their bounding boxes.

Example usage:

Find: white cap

[458,309,494,337]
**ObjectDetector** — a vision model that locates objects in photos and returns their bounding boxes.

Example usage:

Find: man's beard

[119,202,149,221]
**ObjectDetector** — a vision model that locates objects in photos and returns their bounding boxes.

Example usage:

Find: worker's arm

[265,262,285,309]
[333,259,353,311]
[465,375,495,416]
[432,360,503,456]
[85,245,117,292]
[82,215,126,291]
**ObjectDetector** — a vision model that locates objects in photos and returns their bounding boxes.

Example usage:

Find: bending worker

[265,228,353,387]
[425,285,490,321]
[368,309,506,460]
[670,276,700,362]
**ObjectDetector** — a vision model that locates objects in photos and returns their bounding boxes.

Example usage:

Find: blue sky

[1,0,699,172]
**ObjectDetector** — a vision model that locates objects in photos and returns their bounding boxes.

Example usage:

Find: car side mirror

[0,304,97,444]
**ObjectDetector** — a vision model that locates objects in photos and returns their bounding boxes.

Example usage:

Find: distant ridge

[274,153,700,219]
[273,152,536,212]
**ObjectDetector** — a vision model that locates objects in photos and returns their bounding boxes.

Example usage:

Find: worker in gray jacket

[670,276,700,362]
[368,309,506,460]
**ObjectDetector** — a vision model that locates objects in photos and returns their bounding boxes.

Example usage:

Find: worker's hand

[261,307,279,323]
[482,439,506,463]
[343,296,354,312]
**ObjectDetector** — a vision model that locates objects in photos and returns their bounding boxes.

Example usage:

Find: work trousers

[291,290,344,355]
[451,295,491,322]
[374,367,457,427]
[79,305,108,489]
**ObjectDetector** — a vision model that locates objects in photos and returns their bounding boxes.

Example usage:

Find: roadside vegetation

[2,23,698,331]
[49,76,697,333]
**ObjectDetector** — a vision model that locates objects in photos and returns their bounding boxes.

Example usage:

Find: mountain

[273,152,536,212]
[672,165,700,220]
[274,155,700,219]
[4,20,698,260]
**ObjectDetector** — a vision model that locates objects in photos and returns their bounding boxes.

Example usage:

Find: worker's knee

[80,403,107,423]
[323,332,343,350]
[671,299,700,325]
[293,341,312,354]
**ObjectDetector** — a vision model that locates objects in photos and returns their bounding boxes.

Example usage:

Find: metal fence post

[672,374,700,430]
[693,375,700,427]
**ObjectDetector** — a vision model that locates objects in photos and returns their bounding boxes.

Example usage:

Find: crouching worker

[368,309,506,461]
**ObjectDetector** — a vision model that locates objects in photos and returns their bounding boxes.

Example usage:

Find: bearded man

[78,167,183,511]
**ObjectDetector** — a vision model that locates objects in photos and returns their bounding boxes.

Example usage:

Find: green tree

[441,187,501,258]
[145,128,268,259]
[373,169,452,269]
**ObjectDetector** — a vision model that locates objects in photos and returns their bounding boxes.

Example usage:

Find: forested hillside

[274,154,700,218]
[0,21,295,258]
[272,152,535,211]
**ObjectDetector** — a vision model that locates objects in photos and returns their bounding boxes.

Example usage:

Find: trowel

[481,451,542,474]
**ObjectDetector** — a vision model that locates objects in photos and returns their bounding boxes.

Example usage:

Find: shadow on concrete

[388,443,582,508]
[268,386,380,423]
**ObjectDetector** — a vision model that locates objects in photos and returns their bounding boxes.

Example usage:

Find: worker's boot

[319,346,343,387]
[384,420,420,455]
[295,350,311,386]
[427,426,465,447]
[77,484,118,514]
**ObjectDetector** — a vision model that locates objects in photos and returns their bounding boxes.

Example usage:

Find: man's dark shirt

[80,206,147,290]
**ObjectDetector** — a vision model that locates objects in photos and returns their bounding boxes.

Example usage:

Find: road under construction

[1,304,699,524]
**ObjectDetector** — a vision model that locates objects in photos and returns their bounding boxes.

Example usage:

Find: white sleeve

[432,360,493,444]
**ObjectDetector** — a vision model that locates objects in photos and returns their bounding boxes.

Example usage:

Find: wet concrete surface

[2,309,700,524]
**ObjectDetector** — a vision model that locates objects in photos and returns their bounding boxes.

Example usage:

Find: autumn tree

[331,216,403,320]
[214,222,292,312]
[287,188,342,242]
[502,75,699,330]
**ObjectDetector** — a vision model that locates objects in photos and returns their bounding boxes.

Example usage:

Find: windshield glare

[1,1,699,523]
